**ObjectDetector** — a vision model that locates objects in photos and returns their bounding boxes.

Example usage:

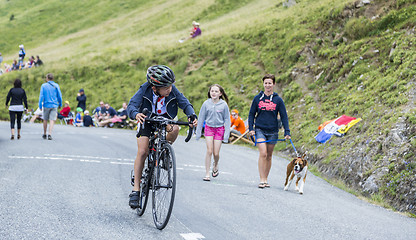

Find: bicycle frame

[134,111,195,229]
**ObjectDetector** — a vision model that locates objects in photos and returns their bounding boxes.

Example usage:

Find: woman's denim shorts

[255,128,279,145]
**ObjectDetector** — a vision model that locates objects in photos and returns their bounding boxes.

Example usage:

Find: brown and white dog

[284,153,308,194]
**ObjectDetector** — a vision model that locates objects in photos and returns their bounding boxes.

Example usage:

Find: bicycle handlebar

[140,108,194,142]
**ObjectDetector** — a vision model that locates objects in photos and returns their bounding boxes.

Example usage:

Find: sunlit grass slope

[0,0,357,109]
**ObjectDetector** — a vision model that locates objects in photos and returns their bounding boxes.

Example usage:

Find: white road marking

[212,182,237,187]
[183,164,205,168]
[7,155,231,176]
[8,156,100,163]
[45,154,134,162]
[110,162,134,165]
[177,165,232,175]
[80,160,101,163]
[180,233,205,240]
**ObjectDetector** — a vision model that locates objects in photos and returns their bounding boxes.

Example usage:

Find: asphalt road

[1,121,415,240]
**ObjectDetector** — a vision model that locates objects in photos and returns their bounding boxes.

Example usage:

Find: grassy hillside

[1,0,415,215]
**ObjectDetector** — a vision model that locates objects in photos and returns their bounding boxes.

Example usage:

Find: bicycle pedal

[130,170,135,186]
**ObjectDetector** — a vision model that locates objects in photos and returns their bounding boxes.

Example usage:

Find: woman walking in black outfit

[6,79,28,140]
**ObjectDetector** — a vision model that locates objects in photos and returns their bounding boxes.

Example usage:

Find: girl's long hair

[208,84,228,104]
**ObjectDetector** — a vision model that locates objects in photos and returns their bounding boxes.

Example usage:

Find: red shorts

[204,125,225,141]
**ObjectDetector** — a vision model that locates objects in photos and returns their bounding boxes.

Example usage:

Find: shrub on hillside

[345,17,373,40]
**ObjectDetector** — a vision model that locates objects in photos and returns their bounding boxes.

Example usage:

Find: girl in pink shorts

[196,84,231,181]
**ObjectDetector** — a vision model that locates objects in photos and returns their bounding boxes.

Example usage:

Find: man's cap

[79,88,84,92]
[231,109,239,114]
[84,110,89,114]
[64,100,70,105]
[76,107,83,112]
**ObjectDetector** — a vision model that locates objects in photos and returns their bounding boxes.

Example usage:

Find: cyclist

[127,65,198,209]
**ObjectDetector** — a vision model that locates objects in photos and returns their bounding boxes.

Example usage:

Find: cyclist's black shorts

[137,113,171,138]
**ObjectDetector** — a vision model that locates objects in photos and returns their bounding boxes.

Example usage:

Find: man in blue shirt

[39,73,62,140]
[104,103,117,118]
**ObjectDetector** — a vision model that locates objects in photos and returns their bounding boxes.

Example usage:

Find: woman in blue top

[248,74,291,188]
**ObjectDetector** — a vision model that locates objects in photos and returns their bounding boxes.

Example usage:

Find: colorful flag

[315,115,361,143]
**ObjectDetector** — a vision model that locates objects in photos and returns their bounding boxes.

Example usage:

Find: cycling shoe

[129,191,140,209]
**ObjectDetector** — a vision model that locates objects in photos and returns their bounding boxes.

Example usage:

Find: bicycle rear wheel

[137,158,152,216]
[152,143,176,230]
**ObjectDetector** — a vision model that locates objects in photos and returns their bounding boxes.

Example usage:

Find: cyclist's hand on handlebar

[135,113,146,124]
[188,117,198,128]
[188,117,198,127]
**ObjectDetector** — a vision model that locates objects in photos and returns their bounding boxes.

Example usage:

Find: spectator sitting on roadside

[30,107,43,123]
[102,103,117,120]
[35,55,43,67]
[93,101,105,122]
[57,101,71,119]
[229,109,246,142]
[74,107,83,127]
[83,110,94,127]
[98,102,128,127]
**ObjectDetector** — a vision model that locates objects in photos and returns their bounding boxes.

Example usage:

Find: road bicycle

[131,109,194,230]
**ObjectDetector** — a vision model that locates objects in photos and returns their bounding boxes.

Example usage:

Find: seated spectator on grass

[25,56,35,69]
[74,107,83,127]
[190,22,201,39]
[58,101,71,119]
[35,55,43,67]
[83,110,94,127]
[30,107,43,123]
[98,102,128,127]
[12,60,19,71]
[179,21,202,43]
[229,109,246,142]
[4,63,11,73]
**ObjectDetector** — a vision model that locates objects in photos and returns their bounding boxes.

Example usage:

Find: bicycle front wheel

[152,143,176,230]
